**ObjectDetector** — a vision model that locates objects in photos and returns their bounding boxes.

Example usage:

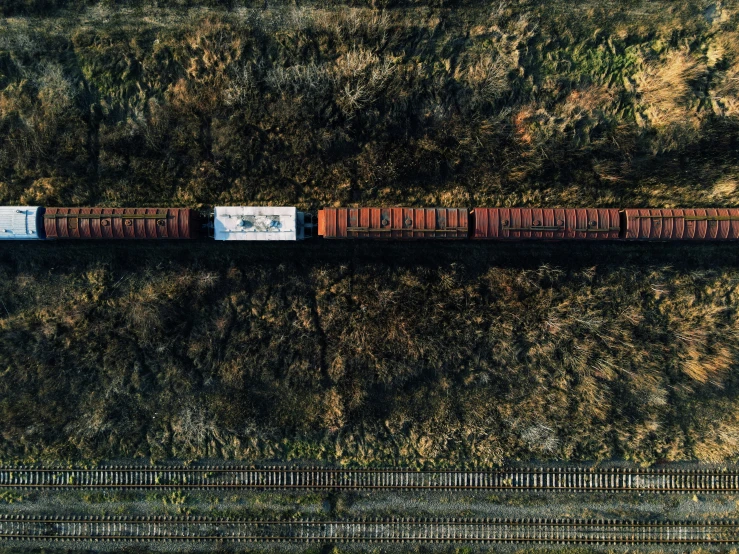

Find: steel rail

[2,466,739,493]
[0,516,738,544]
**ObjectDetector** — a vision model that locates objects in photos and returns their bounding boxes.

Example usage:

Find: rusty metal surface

[43,208,199,239]
[624,208,739,240]
[472,208,621,239]
[317,208,468,239]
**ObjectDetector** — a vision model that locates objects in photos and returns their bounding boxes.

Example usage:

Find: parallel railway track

[2,466,739,493]
[1,516,737,544]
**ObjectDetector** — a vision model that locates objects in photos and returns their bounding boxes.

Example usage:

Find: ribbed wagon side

[317,207,468,239]
[623,208,739,240]
[43,208,200,239]
[471,208,621,239]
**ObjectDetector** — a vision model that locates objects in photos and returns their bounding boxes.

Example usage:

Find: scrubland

[0,0,738,209]
[1,0,739,466]
[1,240,739,465]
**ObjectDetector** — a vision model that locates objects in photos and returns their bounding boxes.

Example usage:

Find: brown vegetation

[1,241,739,465]
[1,1,739,466]
[1,1,739,210]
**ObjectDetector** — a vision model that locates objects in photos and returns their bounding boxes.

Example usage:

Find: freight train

[2,206,739,241]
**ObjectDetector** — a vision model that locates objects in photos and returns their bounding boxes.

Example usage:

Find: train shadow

[1,239,738,273]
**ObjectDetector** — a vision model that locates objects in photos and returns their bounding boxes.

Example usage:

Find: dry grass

[711,65,739,118]
[1,242,739,465]
[0,1,739,466]
[635,49,707,152]
[0,1,737,209]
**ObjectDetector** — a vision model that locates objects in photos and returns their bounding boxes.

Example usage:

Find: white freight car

[0,206,44,240]
[213,206,313,241]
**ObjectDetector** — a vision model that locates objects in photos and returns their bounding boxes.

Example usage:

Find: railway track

[0,516,737,544]
[1,466,739,492]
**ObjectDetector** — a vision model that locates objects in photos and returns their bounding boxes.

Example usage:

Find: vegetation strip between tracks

[0,517,737,544]
[2,467,739,492]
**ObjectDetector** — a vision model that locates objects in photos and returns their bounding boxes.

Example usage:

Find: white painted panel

[214,206,299,241]
[0,206,43,240]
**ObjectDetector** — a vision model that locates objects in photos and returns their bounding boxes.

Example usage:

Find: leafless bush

[334,49,397,117]
[462,54,510,104]
[337,81,372,115]
[286,6,315,30]
[265,48,397,117]
[172,405,221,454]
[520,423,560,454]
[666,300,733,387]
[35,62,76,116]
[224,64,258,107]
[321,388,345,432]
[0,31,38,56]
[335,47,377,77]
[265,63,332,97]
[0,62,76,168]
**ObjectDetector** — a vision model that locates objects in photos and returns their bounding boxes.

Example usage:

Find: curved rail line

[1,466,739,492]
[0,516,737,544]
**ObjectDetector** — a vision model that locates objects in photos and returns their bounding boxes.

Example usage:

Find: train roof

[213,206,305,241]
[0,206,43,240]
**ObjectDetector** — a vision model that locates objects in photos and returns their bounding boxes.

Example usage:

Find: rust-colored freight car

[317,207,468,239]
[623,208,739,240]
[472,208,621,239]
[43,208,200,239]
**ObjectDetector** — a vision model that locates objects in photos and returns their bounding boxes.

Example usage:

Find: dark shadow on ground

[1,239,737,273]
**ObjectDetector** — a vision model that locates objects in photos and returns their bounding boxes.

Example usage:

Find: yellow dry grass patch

[636,49,706,127]
[20,177,61,204]
[438,187,470,206]
[635,49,707,151]
[710,178,739,201]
